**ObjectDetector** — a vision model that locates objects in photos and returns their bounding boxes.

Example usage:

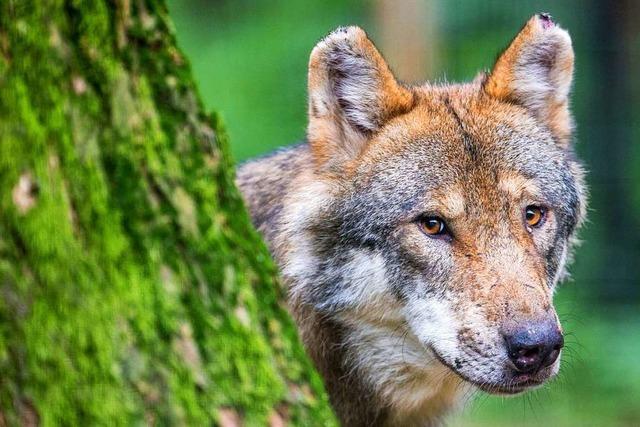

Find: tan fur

[499,172,540,199]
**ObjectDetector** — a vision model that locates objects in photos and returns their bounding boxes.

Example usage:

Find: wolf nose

[504,322,564,374]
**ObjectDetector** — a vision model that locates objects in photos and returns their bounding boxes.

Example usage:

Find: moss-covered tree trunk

[0,1,335,425]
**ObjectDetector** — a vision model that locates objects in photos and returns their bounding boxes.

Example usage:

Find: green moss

[0,0,336,425]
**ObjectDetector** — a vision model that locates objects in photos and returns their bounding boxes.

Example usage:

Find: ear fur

[307,26,413,170]
[484,14,575,147]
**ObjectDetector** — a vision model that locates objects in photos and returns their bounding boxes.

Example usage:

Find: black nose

[504,322,564,374]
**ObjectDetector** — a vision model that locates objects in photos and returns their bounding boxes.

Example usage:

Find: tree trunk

[0,1,335,426]
[374,0,439,83]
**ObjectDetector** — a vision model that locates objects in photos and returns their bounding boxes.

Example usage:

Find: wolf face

[238,13,586,426]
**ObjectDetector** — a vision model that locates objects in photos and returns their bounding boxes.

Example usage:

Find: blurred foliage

[169,0,639,425]
[169,0,366,160]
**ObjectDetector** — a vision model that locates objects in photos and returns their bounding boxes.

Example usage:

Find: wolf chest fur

[237,13,586,427]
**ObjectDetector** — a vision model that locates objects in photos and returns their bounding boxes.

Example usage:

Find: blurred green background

[168,1,639,426]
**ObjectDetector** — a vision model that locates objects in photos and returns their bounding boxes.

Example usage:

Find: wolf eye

[525,205,545,228]
[418,216,448,237]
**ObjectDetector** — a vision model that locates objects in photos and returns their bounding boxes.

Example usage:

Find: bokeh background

[168,1,639,426]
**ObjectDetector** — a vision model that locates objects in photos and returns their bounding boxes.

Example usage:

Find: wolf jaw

[237,14,586,427]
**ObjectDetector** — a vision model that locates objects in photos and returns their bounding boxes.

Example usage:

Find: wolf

[237,13,586,427]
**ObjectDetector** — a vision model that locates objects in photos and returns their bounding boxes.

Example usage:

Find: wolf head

[283,14,586,403]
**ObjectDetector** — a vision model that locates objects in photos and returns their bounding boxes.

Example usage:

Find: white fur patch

[325,249,390,309]
[279,177,333,296]
[404,297,461,360]
[340,318,468,421]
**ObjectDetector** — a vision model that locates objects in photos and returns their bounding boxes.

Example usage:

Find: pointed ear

[307,26,414,170]
[484,14,575,147]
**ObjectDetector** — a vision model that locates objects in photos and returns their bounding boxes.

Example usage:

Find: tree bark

[0,1,335,425]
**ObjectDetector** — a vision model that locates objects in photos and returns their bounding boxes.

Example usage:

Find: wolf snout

[503,320,564,374]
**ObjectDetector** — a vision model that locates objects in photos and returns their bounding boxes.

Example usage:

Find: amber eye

[419,216,447,237]
[525,205,545,228]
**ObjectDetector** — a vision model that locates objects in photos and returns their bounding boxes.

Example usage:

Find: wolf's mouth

[428,346,549,395]
[475,378,544,395]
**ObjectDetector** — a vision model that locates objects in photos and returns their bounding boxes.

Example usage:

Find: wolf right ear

[484,14,575,147]
[307,27,413,171]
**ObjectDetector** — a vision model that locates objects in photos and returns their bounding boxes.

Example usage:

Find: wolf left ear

[484,14,575,147]
[307,26,414,170]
